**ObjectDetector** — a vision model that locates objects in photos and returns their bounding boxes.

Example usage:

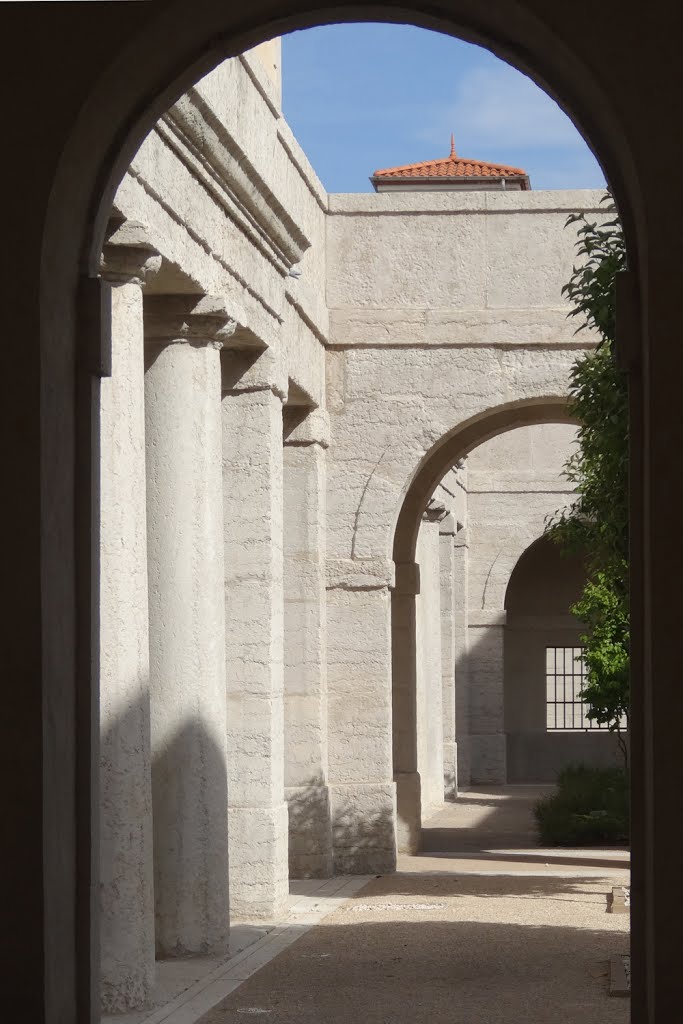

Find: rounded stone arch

[30,4,651,1019]
[392,396,577,566]
[500,531,623,783]
[504,531,586,616]
[47,3,640,283]
[391,398,577,853]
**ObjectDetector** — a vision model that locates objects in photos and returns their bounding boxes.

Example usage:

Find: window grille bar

[544,645,621,732]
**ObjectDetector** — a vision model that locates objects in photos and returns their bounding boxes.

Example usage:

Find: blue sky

[281,24,606,194]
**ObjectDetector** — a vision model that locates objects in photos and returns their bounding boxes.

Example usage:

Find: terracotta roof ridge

[372,154,528,177]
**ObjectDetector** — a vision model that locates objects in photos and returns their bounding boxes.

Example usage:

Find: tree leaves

[546,193,629,753]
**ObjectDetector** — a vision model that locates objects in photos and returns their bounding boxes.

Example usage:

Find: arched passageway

[504,534,625,781]
[94,38,609,1014]
[9,1,683,1021]
[391,404,578,851]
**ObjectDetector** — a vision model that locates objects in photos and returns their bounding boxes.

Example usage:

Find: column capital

[283,408,330,449]
[423,498,449,523]
[100,219,161,286]
[144,294,237,350]
[221,347,288,403]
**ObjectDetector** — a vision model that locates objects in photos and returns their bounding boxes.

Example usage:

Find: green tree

[546,193,629,765]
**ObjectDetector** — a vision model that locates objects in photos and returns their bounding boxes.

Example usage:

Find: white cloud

[420,64,585,154]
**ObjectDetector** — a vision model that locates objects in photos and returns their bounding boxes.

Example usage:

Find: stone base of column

[443,741,458,801]
[100,958,153,1016]
[228,803,289,922]
[393,771,423,854]
[470,734,506,784]
[329,782,397,873]
[285,784,334,879]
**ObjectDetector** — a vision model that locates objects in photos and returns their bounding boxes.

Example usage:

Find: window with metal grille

[545,646,603,731]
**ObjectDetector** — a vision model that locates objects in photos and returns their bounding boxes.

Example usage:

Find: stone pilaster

[439,513,458,800]
[144,295,232,955]
[283,408,333,878]
[390,559,421,855]
[416,503,445,817]
[99,220,160,1013]
[221,347,289,920]
[468,609,507,784]
[453,528,471,786]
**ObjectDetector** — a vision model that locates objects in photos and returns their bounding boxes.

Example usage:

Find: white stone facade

[99,47,618,1012]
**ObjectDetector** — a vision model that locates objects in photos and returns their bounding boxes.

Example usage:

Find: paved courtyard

[115,787,629,1024]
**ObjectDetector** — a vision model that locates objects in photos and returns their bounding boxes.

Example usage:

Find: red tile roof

[371,136,530,189]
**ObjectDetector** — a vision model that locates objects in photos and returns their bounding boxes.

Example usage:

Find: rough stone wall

[464,423,579,782]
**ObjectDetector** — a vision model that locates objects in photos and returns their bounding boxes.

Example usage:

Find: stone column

[468,610,507,784]
[221,348,289,921]
[439,513,458,800]
[391,560,421,855]
[145,295,232,956]
[283,408,333,878]
[415,505,444,818]
[453,528,471,786]
[99,221,160,1013]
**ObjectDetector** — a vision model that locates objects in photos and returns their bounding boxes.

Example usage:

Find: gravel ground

[196,790,629,1023]
[198,861,629,1024]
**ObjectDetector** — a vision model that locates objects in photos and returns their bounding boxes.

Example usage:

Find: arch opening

[391,413,599,852]
[29,5,650,1021]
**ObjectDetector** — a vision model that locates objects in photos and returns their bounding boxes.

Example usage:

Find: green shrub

[534,763,629,846]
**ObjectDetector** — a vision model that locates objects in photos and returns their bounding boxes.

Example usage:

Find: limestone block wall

[327,190,605,351]
[466,423,578,612]
[464,423,579,782]
[325,190,599,832]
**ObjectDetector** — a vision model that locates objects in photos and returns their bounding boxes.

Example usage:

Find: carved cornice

[220,346,288,403]
[144,294,236,348]
[163,89,310,271]
[100,219,161,285]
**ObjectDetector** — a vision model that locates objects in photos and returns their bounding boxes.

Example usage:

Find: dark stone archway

[7,1,679,1020]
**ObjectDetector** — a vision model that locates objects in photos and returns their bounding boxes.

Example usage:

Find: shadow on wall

[286,774,334,879]
[454,616,626,788]
[100,695,231,1010]
[330,792,396,876]
[150,718,230,956]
